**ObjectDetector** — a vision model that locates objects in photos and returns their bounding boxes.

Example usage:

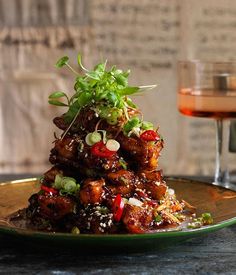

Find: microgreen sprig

[49,54,157,132]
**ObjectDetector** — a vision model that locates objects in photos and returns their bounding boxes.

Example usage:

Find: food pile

[25,55,212,234]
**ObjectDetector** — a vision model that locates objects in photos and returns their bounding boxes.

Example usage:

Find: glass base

[213,172,236,191]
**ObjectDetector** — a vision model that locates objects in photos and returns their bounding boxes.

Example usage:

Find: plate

[1,177,236,252]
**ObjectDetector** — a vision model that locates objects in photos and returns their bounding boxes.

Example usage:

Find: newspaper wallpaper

[0,0,235,175]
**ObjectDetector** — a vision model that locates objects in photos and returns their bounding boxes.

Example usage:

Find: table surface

[1,174,236,275]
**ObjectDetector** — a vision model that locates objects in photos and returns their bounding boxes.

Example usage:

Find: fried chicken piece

[37,195,76,220]
[77,143,122,173]
[53,106,140,137]
[117,133,163,170]
[105,169,137,197]
[53,116,68,130]
[138,170,163,182]
[138,170,166,200]
[53,107,99,134]
[76,205,117,234]
[107,169,135,185]
[145,181,167,200]
[53,136,78,160]
[43,166,63,184]
[109,185,135,197]
[79,179,105,205]
[122,204,154,233]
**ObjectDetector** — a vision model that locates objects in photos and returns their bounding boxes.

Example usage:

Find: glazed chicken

[24,55,189,234]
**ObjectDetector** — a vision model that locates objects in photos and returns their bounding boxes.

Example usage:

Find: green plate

[0,177,236,252]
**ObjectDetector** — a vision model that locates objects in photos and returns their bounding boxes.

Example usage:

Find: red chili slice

[41,185,58,195]
[112,194,125,222]
[140,130,159,141]
[91,141,116,158]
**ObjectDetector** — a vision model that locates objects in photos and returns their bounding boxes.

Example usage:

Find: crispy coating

[43,166,63,184]
[37,195,76,220]
[122,204,154,234]
[107,169,135,186]
[117,133,163,170]
[54,137,78,160]
[145,181,167,200]
[79,179,105,205]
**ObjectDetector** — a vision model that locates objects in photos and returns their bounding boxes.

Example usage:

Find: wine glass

[177,60,236,189]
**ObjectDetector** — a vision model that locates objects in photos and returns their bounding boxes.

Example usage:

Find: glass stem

[215,119,230,185]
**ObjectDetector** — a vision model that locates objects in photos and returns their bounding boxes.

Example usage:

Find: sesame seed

[98,227,105,232]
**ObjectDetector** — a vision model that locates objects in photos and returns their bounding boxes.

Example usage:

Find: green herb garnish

[71,226,80,234]
[201,212,213,225]
[123,117,141,136]
[187,213,213,229]
[53,175,80,196]
[154,214,162,223]
[119,158,128,170]
[49,54,157,131]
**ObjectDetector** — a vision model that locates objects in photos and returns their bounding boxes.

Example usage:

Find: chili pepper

[41,185,59,195]
[112,194,125,222]
[91,141,116,158]
[140,130,159,141]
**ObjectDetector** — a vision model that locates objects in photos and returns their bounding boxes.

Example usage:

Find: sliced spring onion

[168,188,175,196]
[141,121,154,130]
[71,226,80,234]
[128,197,143,207]
[201,213,213,225]
[119,159,127,170]
[107,116,118,125]
[53,174,63,189]
[154,214,162,223]
[85,133,94,146]
[64,180,77,193]
[123,117,140,135]
[85,132,102,146]
[90,132,102,143]
[122,198,128,204]
[106,139,120,151]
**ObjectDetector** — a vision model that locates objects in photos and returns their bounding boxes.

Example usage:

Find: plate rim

[1,177,236,240]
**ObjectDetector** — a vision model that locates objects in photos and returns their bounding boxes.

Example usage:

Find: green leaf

[74,77,89,92]
[118,87,139,96]
[115,74,127,87]
[123,70,130,77]
[49,91,68,99]
[55,56,69,68]
[64,103,79,123]
[138,84,157,92]
[123,117,141,134]
[126,98,137,108]
[48,100,68,106]
[107,91,119,105]
[99,106,110,119]
[86,71,101,80]
[77,92,92,107]
[94,62,106,72]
